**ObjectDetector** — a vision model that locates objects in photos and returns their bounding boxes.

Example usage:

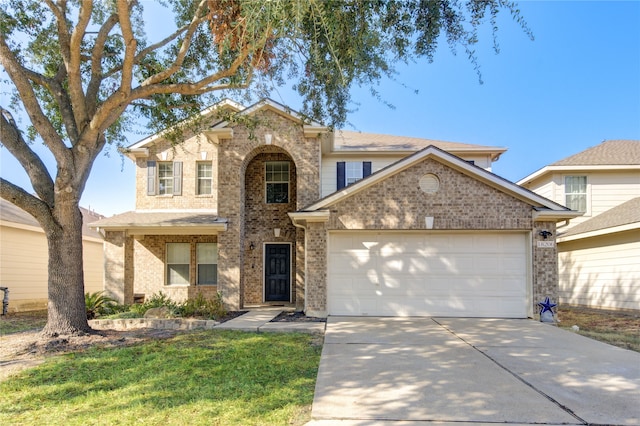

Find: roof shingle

[334,130,505,153]
[561,197,640,237]
[551,140,640,166]
[0,198,104,239]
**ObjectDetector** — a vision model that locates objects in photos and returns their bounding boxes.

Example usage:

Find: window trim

[564,175,589,214]
[196,161,213,196]
[265,161,290,204]
[345,161,363,185]
[196,242,218,285]
[158,162,174,195]
[166,242,190,286]
[337,161,372,190]
[150,161,182,196]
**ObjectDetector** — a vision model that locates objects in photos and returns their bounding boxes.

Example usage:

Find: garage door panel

[328,232,528,318]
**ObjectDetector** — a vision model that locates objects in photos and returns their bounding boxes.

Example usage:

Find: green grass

[557,306,640,352]
[0,330,322,425]
[0,310,48,334]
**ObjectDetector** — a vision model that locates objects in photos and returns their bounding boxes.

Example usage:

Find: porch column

[103,231,134,305]
[532,221,559,318]
[305,221,328,317]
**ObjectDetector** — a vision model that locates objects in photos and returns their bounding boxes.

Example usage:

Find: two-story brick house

[91,99,579,318]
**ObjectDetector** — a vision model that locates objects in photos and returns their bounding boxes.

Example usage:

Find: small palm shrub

[85,291,118,319]
[178,292,227,319]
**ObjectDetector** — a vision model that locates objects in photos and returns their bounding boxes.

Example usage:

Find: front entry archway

[242,148,297,305]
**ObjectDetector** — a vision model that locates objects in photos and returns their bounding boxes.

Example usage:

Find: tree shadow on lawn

[1,330,322,425]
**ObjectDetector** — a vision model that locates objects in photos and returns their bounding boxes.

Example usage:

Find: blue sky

[1,0,639,216]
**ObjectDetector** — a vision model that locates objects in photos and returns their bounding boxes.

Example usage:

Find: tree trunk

[41,200,91,336]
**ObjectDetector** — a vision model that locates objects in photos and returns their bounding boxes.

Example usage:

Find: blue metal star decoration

[538,297,557,322]
[538,297,557,314]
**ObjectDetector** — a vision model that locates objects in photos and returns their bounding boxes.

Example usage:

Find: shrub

[101,311,142,319]
[130,291,180,317]
[178,292,227,320]
[85,291,118,319]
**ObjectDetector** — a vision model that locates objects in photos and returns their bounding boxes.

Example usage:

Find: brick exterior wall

[304,222,328,317]
[104,231,134,304]
[243,151,298,304]
[302,157,559,317]
[104,105,560,318]
[135,134,219,211]
[532,220,558,318]
[131,234,219,303]
[329,159,533,231]
[216,110,321,310]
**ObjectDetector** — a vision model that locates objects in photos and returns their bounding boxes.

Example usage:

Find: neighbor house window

[346,162,363,185]
[265,161,289,203]
[197,243,218,285]
[337,161,372,190]
[197,162,213,195]
[565,176,587,212]
[166,243,190,285]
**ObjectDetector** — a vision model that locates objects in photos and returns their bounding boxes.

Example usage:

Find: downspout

[290,216,308,313]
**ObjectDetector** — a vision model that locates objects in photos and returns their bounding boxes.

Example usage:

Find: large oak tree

[0,0,530,336]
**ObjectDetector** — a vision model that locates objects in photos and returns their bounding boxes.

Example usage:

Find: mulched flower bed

[270,311,326,323]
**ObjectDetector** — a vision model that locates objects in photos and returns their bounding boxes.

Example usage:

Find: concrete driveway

[309,317,640,425]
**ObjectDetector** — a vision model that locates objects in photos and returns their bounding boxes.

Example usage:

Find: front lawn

[557,305,640,352]
[0,330,322,425]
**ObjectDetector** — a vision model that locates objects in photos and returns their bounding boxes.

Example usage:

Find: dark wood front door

[265,244,291,302]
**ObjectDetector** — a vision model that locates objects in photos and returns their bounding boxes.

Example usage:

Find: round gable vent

[419,174,440,194]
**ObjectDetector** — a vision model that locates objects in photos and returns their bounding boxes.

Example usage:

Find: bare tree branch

[66,0,93,131]
[46,0,72,76]
[87,13,120,115]
[0,108,55,206]
[0,177,59,231]
[134,21,193,64]
[0,37,71,167]
[141,0,209,86]
[116,0,137,98]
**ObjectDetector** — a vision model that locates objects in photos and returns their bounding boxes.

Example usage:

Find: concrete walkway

[309,317,640,426]
[215,309,326,334]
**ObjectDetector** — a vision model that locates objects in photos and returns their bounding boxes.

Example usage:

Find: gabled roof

[552,140,640,166]
[126,98,328,157]
[0,198,104,240]
[126,98,245,152]
[559,197,640,242]
[209,98,325,129]
[293,145,579,221]
[518,140,640,185]
[89,210,227,235]
[331,130,506,160]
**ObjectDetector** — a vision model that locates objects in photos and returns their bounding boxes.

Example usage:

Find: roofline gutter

[532,209,583,222]
[558,222,640,243]
[518,164,640,185]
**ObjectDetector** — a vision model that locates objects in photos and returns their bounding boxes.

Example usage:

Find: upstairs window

[197,162,213,195]
[265,161,289,203]
[158,162,174,195]
[565,176,587,212]
[337,161,372,190]
[147,161,182,196]
[346,162,363,185]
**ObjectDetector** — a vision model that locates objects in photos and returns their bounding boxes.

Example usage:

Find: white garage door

[328,232,529,318]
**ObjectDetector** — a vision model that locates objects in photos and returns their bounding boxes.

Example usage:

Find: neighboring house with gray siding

[0,199,104,312]
[90,99,579,318]
[518,140,640,311]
